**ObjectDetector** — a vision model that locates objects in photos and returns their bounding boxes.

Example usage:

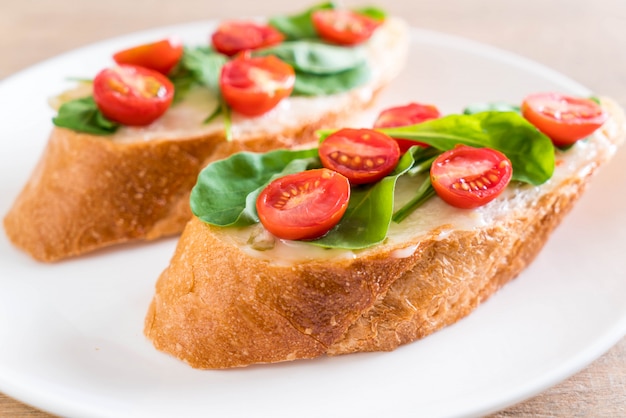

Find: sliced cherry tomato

[430,145,512,209]
[521,92,607,147]
[373,102,441,151]
[219,53,295,117]
[311,9,381,46]
[319,128,400,185]
[113,38,183,75]
[93,64,175,126]
[211,21,285,56]
[256,168,350,241]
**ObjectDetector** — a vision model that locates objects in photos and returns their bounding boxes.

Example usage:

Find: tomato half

[521,92,607,147]
[256,168,350,241]
[373,102,441,151]
[93,64,175,126]
[113,38,183,75]
[211,21,285,56]
[430,145,512,209]
[219,53,295,117]
[319,128,400,185]
[311,10,381,46]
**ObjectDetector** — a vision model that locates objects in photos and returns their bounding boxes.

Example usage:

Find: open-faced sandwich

[144,93,625,369]
[3,3,408,262]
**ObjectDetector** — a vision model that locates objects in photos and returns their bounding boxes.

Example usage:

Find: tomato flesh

[430,145,512,209]
[256,168,350,241]
[212,21,285,56]
[374,102,441,151]
[113,38,183,75]
[220,53,295,116]
[312,10,381,45]
[319,128,400,185]
[93,64,175,126]
[521,92,607,147]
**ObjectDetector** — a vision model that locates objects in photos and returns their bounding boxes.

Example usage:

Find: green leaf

[392,176,436,223]
[169,46,227,100]
[190,148,320,226]
[269,2,336,40]
[310,149,416,249]
[52,96,119,135]
[293,62,371,96]
[354,6,387,21]
[379,111,555,185]
[255,41,367,75]
[463,101,520,115]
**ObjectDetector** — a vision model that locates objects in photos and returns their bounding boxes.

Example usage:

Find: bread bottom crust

[143,176,587,368]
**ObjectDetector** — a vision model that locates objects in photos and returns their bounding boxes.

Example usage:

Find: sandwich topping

[191,93,607,249]
[50,2,389,138]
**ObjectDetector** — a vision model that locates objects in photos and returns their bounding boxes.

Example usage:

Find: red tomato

[430,145,512,209]
[113,38,183,75]
[219,53,295,117]
[211,21,285,56]
[312,10,381,46]
[256,168,350,241]
[319,128,400,185]
[93,64,175,126]
[521,92,607,147]
[373,102,441,151]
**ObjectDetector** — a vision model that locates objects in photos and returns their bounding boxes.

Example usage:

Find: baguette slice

[2,17,409,262]
[144,98,626,369]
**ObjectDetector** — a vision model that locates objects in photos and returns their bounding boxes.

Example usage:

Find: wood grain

[1,0,624,416]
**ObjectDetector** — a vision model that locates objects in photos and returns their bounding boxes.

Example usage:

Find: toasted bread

[144,98,626,369]
[3,17,409,262]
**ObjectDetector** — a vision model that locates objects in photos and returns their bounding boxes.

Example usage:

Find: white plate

[1,22,625,418]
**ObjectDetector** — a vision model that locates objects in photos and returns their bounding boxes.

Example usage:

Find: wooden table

[1,0,624,416]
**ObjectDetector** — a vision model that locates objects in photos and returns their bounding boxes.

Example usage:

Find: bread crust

[144,98,626,369]
[2,105,373,262]
[4,19,408,262]
[3,18,409,262]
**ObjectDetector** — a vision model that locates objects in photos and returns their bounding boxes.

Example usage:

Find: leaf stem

[392,177,436,223]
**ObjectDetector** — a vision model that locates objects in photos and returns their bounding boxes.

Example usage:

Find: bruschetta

[144,94,626,369]
[3,4,408,262]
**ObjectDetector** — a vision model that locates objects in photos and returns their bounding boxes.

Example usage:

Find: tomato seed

[108,78,129,95]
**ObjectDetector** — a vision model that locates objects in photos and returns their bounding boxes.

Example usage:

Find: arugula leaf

[52,96,119,135]
[269,2,336,40]
[190,148,320,227]
[311,149,416,249]
[377,111,555,185]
